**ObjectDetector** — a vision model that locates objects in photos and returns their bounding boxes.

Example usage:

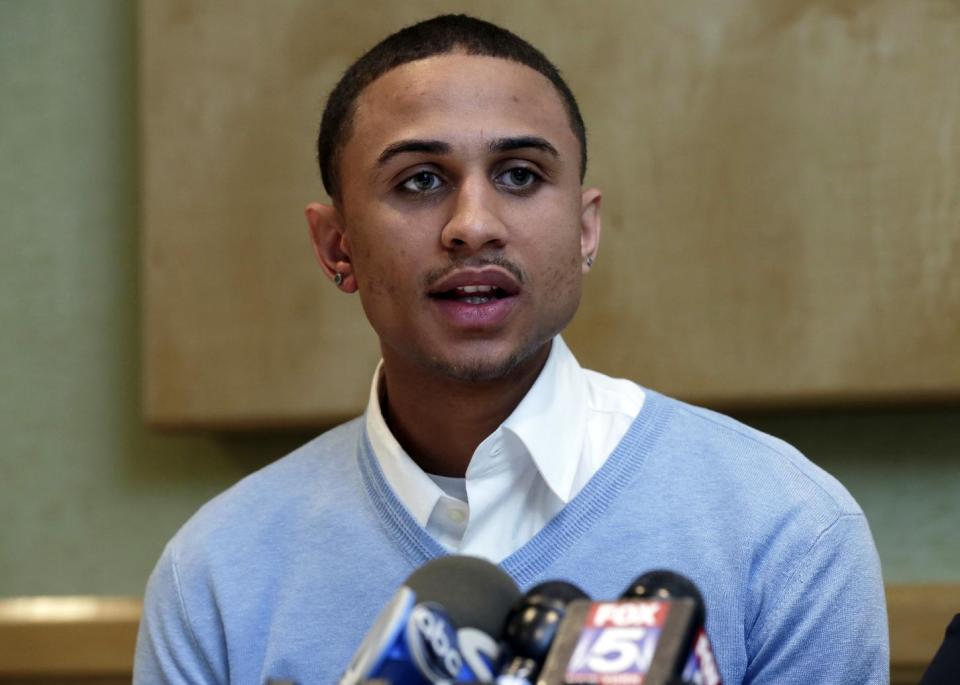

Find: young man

[135,15,888,684]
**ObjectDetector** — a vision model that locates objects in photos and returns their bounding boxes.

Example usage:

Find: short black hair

[316,14,587,201]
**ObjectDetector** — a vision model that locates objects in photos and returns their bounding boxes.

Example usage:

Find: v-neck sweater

[134,390,888,684]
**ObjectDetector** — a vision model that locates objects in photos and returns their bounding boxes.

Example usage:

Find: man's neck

[379,345,551,477]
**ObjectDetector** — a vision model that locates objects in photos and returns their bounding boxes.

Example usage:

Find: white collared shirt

[364,336,646,562]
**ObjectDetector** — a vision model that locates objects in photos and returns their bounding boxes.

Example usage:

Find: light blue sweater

[134,390,888,684]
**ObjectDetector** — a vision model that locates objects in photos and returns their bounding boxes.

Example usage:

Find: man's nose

[440,177,508,252]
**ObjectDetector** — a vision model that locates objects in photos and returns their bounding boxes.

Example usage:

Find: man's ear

[580,187,602,274]
[305,202,357,293]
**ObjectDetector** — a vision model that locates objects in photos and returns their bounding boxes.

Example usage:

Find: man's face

[314,53,600,383]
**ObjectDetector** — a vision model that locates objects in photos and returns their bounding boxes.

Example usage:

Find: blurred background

[1,1,957,682]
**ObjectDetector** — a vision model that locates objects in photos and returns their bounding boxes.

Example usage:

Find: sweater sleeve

[744,512,889,684]
[133,542,225,685]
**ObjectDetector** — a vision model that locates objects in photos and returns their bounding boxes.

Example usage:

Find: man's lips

[426,267,521,301]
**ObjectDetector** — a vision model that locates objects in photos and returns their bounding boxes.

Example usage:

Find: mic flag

[340,587,465,683]
[535,570,721,685]
[538,597,700,684]
[338,555,521,684]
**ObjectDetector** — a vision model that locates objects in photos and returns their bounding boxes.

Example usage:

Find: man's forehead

[347,53,577,156]
[359,52,557,101]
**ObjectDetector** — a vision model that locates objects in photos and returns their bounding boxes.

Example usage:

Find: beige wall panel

[142,1,960,427]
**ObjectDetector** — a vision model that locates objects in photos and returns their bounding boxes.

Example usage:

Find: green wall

[0,1,957,596]
[744,409,960,582]
[0,1,306,595]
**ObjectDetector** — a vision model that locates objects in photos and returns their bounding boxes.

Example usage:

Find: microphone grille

[405,555,521,635]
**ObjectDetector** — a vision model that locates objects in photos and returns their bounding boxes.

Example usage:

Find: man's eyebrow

[488,136,559,158]
[377,139,451,166]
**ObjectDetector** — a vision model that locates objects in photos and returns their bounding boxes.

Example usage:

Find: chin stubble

[426,341,538,383]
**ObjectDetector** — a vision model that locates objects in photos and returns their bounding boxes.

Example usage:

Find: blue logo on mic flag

[404,603,463,682]
[564,600,670,685]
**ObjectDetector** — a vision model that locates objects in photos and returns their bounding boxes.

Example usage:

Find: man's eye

[497,167,539,190]
[400,171,442,193]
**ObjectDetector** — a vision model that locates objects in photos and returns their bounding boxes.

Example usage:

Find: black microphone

[497,580,590,684]
[338,555,521,684]
[622,570,720,685]
[535,570,721,685]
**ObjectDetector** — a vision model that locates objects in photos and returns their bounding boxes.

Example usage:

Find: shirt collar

[364,360,444,525]
[498,336,589,503]
[363,335,590,523]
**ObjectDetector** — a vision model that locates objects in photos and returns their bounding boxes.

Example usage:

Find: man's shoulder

[638,390,864,519]
[167,416,367,562]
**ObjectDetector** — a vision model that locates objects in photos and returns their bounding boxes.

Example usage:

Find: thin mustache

[423,256,526,289]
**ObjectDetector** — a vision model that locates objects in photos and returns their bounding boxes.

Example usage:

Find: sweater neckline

[356,389,674,584]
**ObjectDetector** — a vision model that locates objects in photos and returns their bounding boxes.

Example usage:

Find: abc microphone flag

[338,555,521,684]
[339,586,465,684]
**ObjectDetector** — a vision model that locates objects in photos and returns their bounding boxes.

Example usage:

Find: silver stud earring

[585,255,594,267]
[333,272,344,286]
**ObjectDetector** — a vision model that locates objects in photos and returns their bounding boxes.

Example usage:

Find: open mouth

[426,267,522,327]
[431,285,513,304]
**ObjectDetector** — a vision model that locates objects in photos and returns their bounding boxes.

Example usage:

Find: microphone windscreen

[526,580,590,605]
[622,569,706,627]
[499,580,590,681]
[405,555,521,636]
